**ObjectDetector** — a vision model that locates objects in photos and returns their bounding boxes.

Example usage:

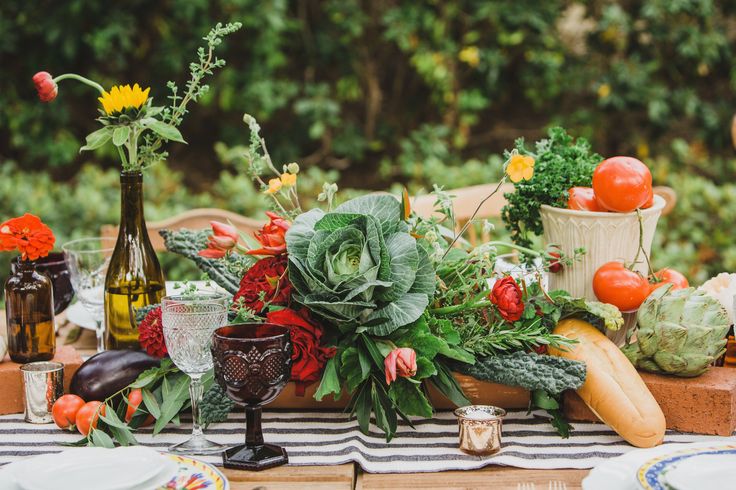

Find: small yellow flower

[506,154,535,183]
[458,46,480,67]
[597,83,611,99]
[280,172,297,187]
[98,83,150,115]
[264,178,283,194]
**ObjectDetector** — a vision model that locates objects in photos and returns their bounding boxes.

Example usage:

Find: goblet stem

[189,374,205,439]
[245,406,264,446]
[94,319,105,353]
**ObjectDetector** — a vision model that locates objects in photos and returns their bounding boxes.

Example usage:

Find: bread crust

[549,318,666,448]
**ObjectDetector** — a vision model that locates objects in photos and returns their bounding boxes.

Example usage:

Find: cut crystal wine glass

[162,292,229,455]
[62,237,116,353]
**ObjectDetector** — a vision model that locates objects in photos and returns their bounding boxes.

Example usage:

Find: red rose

[199,221,240,259]
[233,256,291,313]
[32,72,58,102]
[138,306,167,358]
[266,307,336,395]
[247,212,290,256]
[489,276,525,322]
[384,348,417,385]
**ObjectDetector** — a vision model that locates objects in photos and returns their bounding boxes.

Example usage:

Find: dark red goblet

[212,323,292,471]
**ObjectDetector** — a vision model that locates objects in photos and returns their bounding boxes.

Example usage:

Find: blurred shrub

[3,1,736,178]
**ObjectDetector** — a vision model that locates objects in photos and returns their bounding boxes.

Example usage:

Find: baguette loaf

[548,318,666,448]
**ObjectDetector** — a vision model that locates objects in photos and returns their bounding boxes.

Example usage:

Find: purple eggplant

[70,350,160,401]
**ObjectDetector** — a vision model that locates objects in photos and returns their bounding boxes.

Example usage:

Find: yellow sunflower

[98,83,150,115]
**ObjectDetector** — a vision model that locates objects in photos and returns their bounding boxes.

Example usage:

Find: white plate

[68,281,229,330]
[642,449,736,490]
[582,441,736,490]
[6,446,174,490]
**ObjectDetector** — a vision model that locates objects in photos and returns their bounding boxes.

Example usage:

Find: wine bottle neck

[119,172,146,236]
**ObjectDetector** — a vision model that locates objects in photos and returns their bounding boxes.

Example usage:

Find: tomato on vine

[125,388,154,426]
[76,401,105,436]
[650,268,689,292]
[567,187,604,212]
[593,261,651,312]
[51,394,85,431]
[592,157,653,212]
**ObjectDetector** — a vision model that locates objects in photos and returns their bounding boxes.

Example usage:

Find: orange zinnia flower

[0,214,56,261]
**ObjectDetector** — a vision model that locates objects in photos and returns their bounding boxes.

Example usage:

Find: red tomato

[641,188,654,209]
[51,394,85,431]
[76,401,105,436]
[592,261,651,312]
[650,268,689,292]
[592,157,653,212]
[125,388,154,426]
[125,389,143,423]
[567,187,605,212]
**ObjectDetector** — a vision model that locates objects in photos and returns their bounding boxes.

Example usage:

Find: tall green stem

[52,73,105,94]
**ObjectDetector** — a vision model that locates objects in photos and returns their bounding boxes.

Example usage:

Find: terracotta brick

[0,346,84,415]
[564,367,736,436]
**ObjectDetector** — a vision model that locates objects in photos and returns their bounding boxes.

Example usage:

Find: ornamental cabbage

[285,195,435,336]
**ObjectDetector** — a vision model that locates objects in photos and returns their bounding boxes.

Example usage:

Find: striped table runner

[1,410,734,473]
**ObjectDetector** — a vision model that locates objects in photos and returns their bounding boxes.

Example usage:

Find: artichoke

[622,285,730,377]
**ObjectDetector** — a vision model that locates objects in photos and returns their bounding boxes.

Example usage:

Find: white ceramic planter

[540,195,665,301]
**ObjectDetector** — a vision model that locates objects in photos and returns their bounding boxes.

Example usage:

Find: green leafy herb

[502,127,602,248]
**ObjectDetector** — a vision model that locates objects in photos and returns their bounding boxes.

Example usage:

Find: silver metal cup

[20,361,64,424]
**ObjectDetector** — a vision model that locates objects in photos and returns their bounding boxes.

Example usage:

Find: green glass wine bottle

[104,172,165,349]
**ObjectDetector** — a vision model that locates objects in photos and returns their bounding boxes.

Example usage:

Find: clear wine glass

[62,237,116,353]
[162,292,229,455]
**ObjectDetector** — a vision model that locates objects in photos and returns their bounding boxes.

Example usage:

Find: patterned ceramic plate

[637,444,736,490]
[158,455,229,490]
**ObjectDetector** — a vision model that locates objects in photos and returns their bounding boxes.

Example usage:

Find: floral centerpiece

[153,116,622,440]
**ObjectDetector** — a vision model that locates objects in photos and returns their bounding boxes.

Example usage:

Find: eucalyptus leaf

[141,388,161,419]
[91,429,115,448]
[154,373,190,434]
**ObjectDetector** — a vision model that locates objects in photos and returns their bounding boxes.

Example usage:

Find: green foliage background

[1,0,735,286]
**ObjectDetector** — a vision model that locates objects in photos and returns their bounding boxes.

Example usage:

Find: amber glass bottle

[4,260,56,362]
[104,172,165,349]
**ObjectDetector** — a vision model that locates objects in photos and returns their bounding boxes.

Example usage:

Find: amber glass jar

[4,260,56,362]
[104,172,165,349]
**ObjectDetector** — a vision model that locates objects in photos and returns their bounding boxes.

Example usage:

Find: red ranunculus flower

[199,221,240,259]
[32,72,58,102]
[0,213,55,261]
[384,348,417,385]
[138,306,167,358]
[246,212,290,256]
[266,307,336,395]
[489,276,525,322]
[233,255,291,313]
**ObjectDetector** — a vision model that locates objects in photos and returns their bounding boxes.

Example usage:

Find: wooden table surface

[1,312,588,489]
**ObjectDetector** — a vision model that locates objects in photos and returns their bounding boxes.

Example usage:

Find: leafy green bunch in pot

[32,22,242,349]
[285,194,471,440]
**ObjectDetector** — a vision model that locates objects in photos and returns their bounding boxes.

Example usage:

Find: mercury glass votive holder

[454,405,506,455]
